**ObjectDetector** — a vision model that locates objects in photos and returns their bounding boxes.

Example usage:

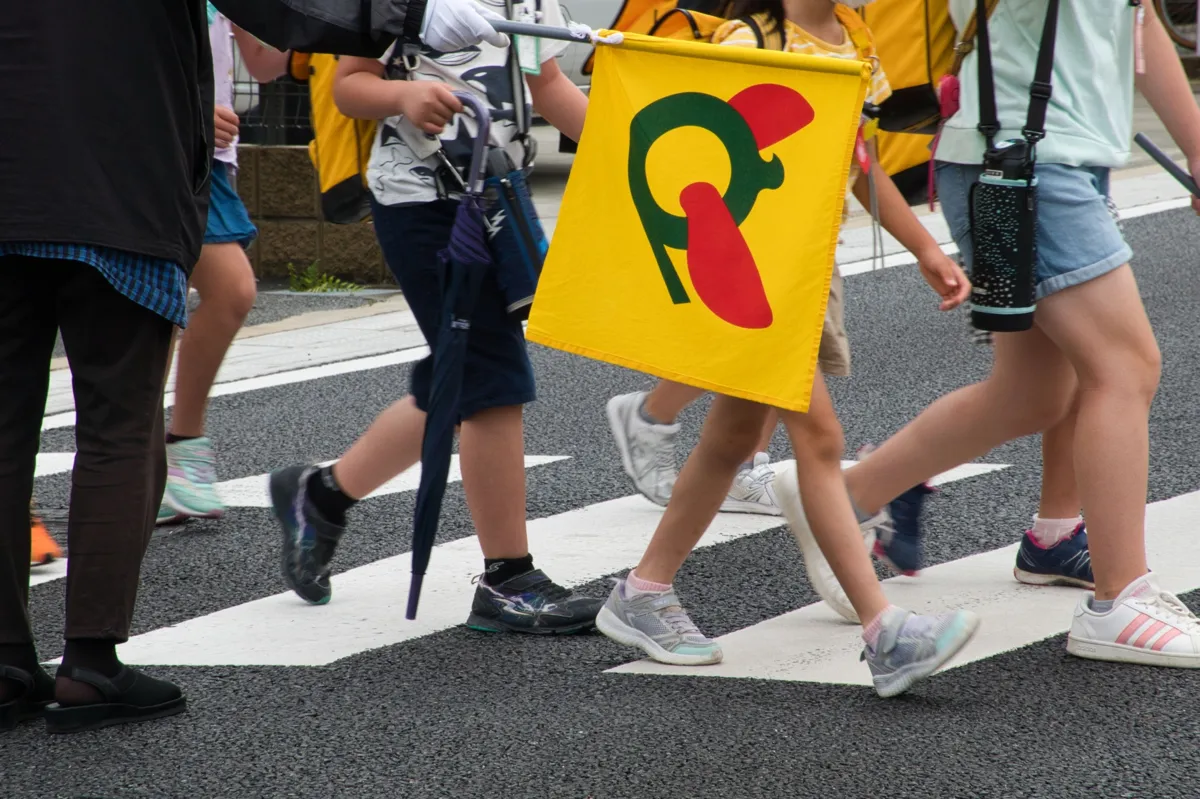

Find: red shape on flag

[680,181,773,329]
[728,84,815,150]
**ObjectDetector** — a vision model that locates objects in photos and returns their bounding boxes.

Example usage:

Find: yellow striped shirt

[713,14,892,199]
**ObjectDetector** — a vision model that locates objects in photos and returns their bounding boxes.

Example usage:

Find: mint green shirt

[936,0,1136,168]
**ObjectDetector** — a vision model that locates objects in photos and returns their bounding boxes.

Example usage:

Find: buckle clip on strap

[974,0,1060,155]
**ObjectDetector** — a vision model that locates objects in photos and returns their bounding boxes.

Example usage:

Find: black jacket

[0,0,424,275]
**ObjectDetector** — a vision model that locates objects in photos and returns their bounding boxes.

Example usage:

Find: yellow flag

[526,33,870,412]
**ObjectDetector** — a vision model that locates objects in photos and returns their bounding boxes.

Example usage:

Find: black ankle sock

[482,554,535,587]
[61,639,120,678]
[306,465,357,524]
[166,433,200,445]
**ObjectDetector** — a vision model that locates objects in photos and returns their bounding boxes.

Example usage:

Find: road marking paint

[29,560,68,588]
[609,487,1200,686]
[41,345,432,432]
[35,452,76,478]
[836,194,1191,278]
[217,455,570,508]
[96,459,1006,666]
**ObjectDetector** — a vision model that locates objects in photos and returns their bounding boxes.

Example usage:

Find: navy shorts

[369,197,536,421]
[204,161,257,248]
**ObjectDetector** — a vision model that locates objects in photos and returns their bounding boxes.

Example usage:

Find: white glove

[419,0,509,52]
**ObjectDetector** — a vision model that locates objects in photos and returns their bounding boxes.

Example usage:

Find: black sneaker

[466,569,602,635]
[269,464,346,605]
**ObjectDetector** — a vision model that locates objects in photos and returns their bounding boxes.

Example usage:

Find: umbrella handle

[451,91,493,195]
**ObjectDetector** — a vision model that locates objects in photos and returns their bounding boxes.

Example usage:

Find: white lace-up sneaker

[720,453,782,515]
[776,461,878,623]
[1067,573,1200,668]
[606,391,679,506]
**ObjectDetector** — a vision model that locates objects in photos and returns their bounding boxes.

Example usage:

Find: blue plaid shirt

[0,242,188,328]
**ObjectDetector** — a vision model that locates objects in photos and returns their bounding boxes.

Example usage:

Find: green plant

[287,261,362,293]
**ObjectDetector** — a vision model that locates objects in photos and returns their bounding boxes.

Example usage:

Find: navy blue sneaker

[269,464,346,605]
[873,483,936,576]
[466,569,602,635]
[1013,522,1094,589]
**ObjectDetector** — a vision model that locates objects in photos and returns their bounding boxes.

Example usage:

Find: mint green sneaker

[862,607,980,698]
[157,437,225,524]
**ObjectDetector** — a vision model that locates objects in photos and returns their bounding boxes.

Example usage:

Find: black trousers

[0,256,172,645]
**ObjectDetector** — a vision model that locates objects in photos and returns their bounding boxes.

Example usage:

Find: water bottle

[966,138,1039,332]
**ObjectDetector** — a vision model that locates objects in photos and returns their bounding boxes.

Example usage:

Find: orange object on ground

[30,517,61,566]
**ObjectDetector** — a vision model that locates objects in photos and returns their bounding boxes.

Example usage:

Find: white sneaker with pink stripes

[1067,573,1200,668]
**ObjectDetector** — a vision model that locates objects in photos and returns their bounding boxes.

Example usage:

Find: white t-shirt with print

[366,0,569,206]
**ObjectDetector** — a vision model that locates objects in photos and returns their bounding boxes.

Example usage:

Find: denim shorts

[369,197,535,421]
[935,161,1132,300]
[204,161,258,248]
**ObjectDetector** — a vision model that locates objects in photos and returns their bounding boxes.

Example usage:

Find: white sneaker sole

[719,498,783,516]
[1013,567,1094,590]
[775,465,860,624]
[1066,634,1200,668]
[596,606,723,666]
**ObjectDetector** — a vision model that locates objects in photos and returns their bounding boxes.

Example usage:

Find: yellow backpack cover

[289,51,376,224]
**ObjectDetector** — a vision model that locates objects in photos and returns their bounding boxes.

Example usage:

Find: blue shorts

[935,161,1132,300]
[369,197,536,421]
[204,161,257,248]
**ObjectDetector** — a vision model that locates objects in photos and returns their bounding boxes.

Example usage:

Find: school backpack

[288,51,377,225]
[856,0,998,204]
[580,0,876,74]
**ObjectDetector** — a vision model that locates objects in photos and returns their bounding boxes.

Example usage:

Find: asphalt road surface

[9,208,1200,799]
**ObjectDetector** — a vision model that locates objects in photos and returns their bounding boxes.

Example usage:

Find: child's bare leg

[1014,391,1092,587]
[596,396,768,667]
[635,396,769,583]
[843,325,1076,517]
[780,375,888,625]
[643,380,706,424]
[1037,393,1082,521]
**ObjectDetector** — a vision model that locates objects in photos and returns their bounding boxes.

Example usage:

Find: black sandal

[44,665,186,734]
[0,664,55,731]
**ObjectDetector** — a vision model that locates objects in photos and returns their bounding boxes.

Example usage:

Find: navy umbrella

[407,93,494,620]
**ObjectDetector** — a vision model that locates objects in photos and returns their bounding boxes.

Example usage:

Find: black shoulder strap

[976,0,1060,152]
[1022,0,1060,144]
[740,15,784,50]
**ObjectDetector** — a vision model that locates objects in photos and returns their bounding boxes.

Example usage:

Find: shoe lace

[632,429,677,493]
[733,463,775,502]
[1148,591,1200,632]
[659,605,701,637]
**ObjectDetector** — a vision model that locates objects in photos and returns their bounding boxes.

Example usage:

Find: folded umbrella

[407,93,494,620]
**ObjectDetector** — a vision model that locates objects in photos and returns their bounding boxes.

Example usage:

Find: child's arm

[333,56,462,134]
[1135,1,1200,212]
[525,59,587,143]
[852,145,971,310]
[232,25,290,84]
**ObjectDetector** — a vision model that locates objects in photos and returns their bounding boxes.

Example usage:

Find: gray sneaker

[596,578,722,665]
[863,607,980,698]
